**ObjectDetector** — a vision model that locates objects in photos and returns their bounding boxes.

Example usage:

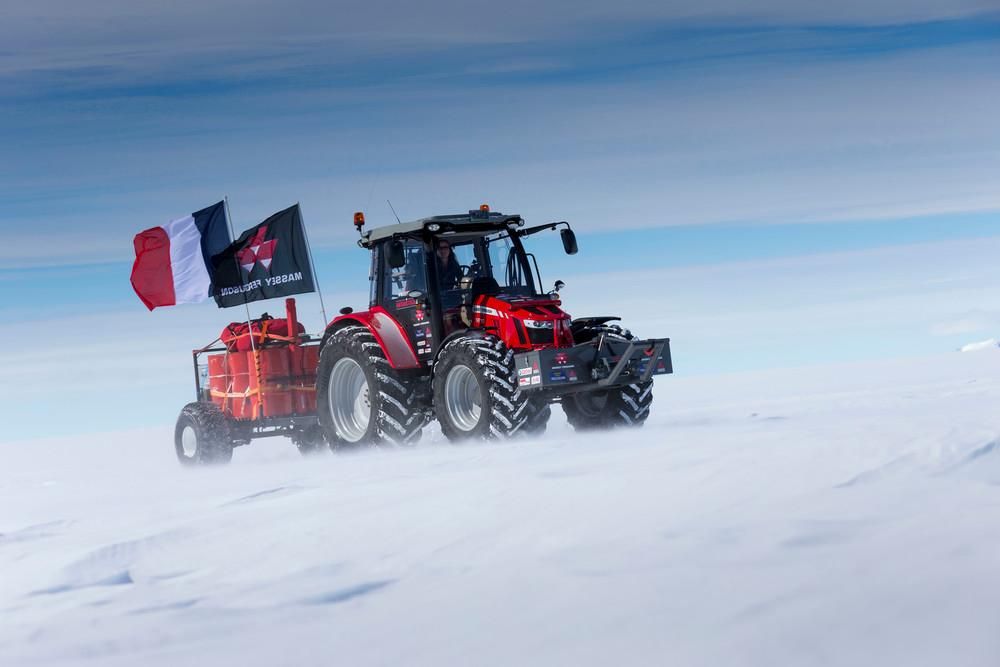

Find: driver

[435,239,462,289]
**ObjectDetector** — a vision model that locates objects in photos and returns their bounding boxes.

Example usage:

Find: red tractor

[175,207,672,464]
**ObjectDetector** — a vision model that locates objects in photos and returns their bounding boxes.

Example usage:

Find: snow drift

[960,338,999,353]
[3,350,1000,666]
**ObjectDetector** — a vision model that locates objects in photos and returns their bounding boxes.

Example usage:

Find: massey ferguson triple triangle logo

[236,226,277,275]
[213,204,314,307]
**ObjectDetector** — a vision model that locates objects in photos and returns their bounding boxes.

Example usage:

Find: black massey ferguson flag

[211,204,316,308]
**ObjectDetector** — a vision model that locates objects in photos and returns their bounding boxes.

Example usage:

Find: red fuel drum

[248,348,293,418]
[208,354,228,411]
[206,299,317,421]
[290,346,319,414]
[227,352,251,419]
[207,347,319,420]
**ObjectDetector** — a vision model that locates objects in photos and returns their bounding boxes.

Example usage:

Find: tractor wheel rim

[445,364,482,432]
[329,358,370,442]
[181,425,198,457]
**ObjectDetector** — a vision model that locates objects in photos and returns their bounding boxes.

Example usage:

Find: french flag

[130,201,232,310]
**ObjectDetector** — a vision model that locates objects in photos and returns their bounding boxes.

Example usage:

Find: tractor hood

[472,294,574,350]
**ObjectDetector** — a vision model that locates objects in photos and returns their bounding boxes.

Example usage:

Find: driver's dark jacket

[437,256,462,289]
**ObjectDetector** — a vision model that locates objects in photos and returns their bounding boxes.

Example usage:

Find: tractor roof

[361,210,523,246]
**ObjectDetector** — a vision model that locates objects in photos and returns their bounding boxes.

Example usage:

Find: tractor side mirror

[560,229,578,255]
[554,280,565,292]
[388,240,406,268]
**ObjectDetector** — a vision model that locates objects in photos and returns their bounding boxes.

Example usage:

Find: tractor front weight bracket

[513,337,672,395]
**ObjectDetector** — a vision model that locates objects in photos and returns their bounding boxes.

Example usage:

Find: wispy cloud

[5,1,994,69]
[1,4,998,272]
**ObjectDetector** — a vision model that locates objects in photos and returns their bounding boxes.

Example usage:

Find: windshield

[430,228,542,305]
[482,231,539,297]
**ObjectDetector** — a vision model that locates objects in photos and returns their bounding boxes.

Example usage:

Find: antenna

[386,199,402,224]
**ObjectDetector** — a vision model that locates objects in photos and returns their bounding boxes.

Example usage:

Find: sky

[1,1,999,441]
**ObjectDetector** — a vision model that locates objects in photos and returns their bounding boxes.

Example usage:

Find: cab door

[380,239,435,364]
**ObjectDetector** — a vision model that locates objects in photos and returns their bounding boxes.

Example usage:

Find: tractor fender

[434,328,494,358]
[430,328,499,381]
[323,307,421,370]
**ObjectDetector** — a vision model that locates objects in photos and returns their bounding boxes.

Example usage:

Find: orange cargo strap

[209,387,260,400]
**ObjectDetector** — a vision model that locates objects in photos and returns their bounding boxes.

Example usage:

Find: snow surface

[960,338,999,353]
[4,350,1000,666]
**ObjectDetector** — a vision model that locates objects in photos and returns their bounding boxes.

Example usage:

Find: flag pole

[296,201,328,327]
[223,195,260,361]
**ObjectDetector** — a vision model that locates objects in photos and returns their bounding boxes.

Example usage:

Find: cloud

[2,2,997,86]
[1,7,998,269]
[6,41,999,268]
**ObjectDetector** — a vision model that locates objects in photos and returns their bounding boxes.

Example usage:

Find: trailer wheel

[174,402,234,465]
[433,335,529,441]
[293,424,328,456]
[562,323,654,430]
[316,325,427,449]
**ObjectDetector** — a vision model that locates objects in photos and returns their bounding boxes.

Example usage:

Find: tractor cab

[356,207,579,364]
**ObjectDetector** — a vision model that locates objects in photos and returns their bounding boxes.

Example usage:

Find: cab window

[383,239,428,302]
[484,233,536,295]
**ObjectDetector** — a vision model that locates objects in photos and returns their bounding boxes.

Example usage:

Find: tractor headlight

[523,319,554,329]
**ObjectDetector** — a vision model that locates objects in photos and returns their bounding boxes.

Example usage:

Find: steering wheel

[459,264,473,278]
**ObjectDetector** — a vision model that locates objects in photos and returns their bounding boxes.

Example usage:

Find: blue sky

[1,1,999,440]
